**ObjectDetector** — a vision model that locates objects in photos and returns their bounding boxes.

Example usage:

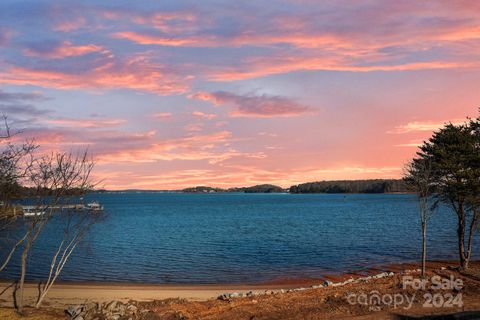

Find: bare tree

[35,207,100,308]
[0,116,37,272]
[0,117,100,312]
[404,158,436,277]
[15,151,97,312]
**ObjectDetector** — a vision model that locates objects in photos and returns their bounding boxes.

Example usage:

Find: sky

[0,0,479,190]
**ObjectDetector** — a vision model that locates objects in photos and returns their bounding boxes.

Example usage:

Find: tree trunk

[421,222,427,277]
[16,243,30,313]
[464,213,479,270]
[457,214,467,269]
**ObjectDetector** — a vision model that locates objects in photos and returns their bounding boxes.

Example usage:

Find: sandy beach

[0,262,480,319]
[0,282,297,307]
[0,261,469,307]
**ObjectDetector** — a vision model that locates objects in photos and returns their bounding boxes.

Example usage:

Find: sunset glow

[1,0,479,189]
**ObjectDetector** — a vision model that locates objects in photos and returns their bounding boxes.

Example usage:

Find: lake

[0,193,475,284]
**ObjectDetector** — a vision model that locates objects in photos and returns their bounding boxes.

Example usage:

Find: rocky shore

[1,262,479,320]
[57,264,480,320]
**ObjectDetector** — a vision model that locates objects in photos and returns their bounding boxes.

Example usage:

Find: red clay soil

[1,261,480,320]
[136,262,480,320]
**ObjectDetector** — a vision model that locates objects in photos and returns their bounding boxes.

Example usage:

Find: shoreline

[0,282,295,306]
[1,260,475,307]
[0,259,465,287]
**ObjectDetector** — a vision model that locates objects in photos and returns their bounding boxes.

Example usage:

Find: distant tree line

[289,179,408,194]
[182,184,286,193]
[181,181,409,194]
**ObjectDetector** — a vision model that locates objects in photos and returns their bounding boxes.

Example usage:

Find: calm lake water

[0,193,476,284]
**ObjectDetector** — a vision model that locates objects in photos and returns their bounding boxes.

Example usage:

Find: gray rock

[126,304,138,314]
[66,305,85,319]
[323,280,333,287]
[105,300,121,312]
[217,294,230,301]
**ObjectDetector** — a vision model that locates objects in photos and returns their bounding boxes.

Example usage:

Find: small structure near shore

[21,201,104,217]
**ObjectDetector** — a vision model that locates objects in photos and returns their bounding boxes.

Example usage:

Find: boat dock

[21,202,103,217]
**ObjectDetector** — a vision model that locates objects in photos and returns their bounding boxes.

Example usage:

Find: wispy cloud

[152,112,172,120]
[388,119,466,134]
[0,104,51,117]
[0,28,11,46]
[0,53,189,95]
[47,118,127,128]
[190,91,311,118]
[23,41,104,59]
[52,16,86,32]
[192,111,216,120]
[112,32,199,47]
[0,90,48,102]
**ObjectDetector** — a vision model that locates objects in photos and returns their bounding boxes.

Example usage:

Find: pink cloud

[23,125,264,169]
[388,119,466,134]
[52,17,87,32]
[192,111,217,120]
[209,56,473,81]
[190,91,311,118]
[0,28,11,46]
[0,54,189,95]
[152,112,172,120]
[184,123,203,132]
[106,9,198,33]
[94,164,402,190]
[23,41,104,59]
[112,32,199,46]
[94,130,265,165]
[188,92,221,104]
[105,3,480,81]
[47,118,127,128]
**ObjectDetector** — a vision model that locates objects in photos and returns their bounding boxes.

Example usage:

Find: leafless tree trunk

[404,159,435,278]
[0,232,29,272]
[15,151,97,311]
[15,214,48,313]
[35,208,100,308]
[1,116,36,274]
[1,117,100,311]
